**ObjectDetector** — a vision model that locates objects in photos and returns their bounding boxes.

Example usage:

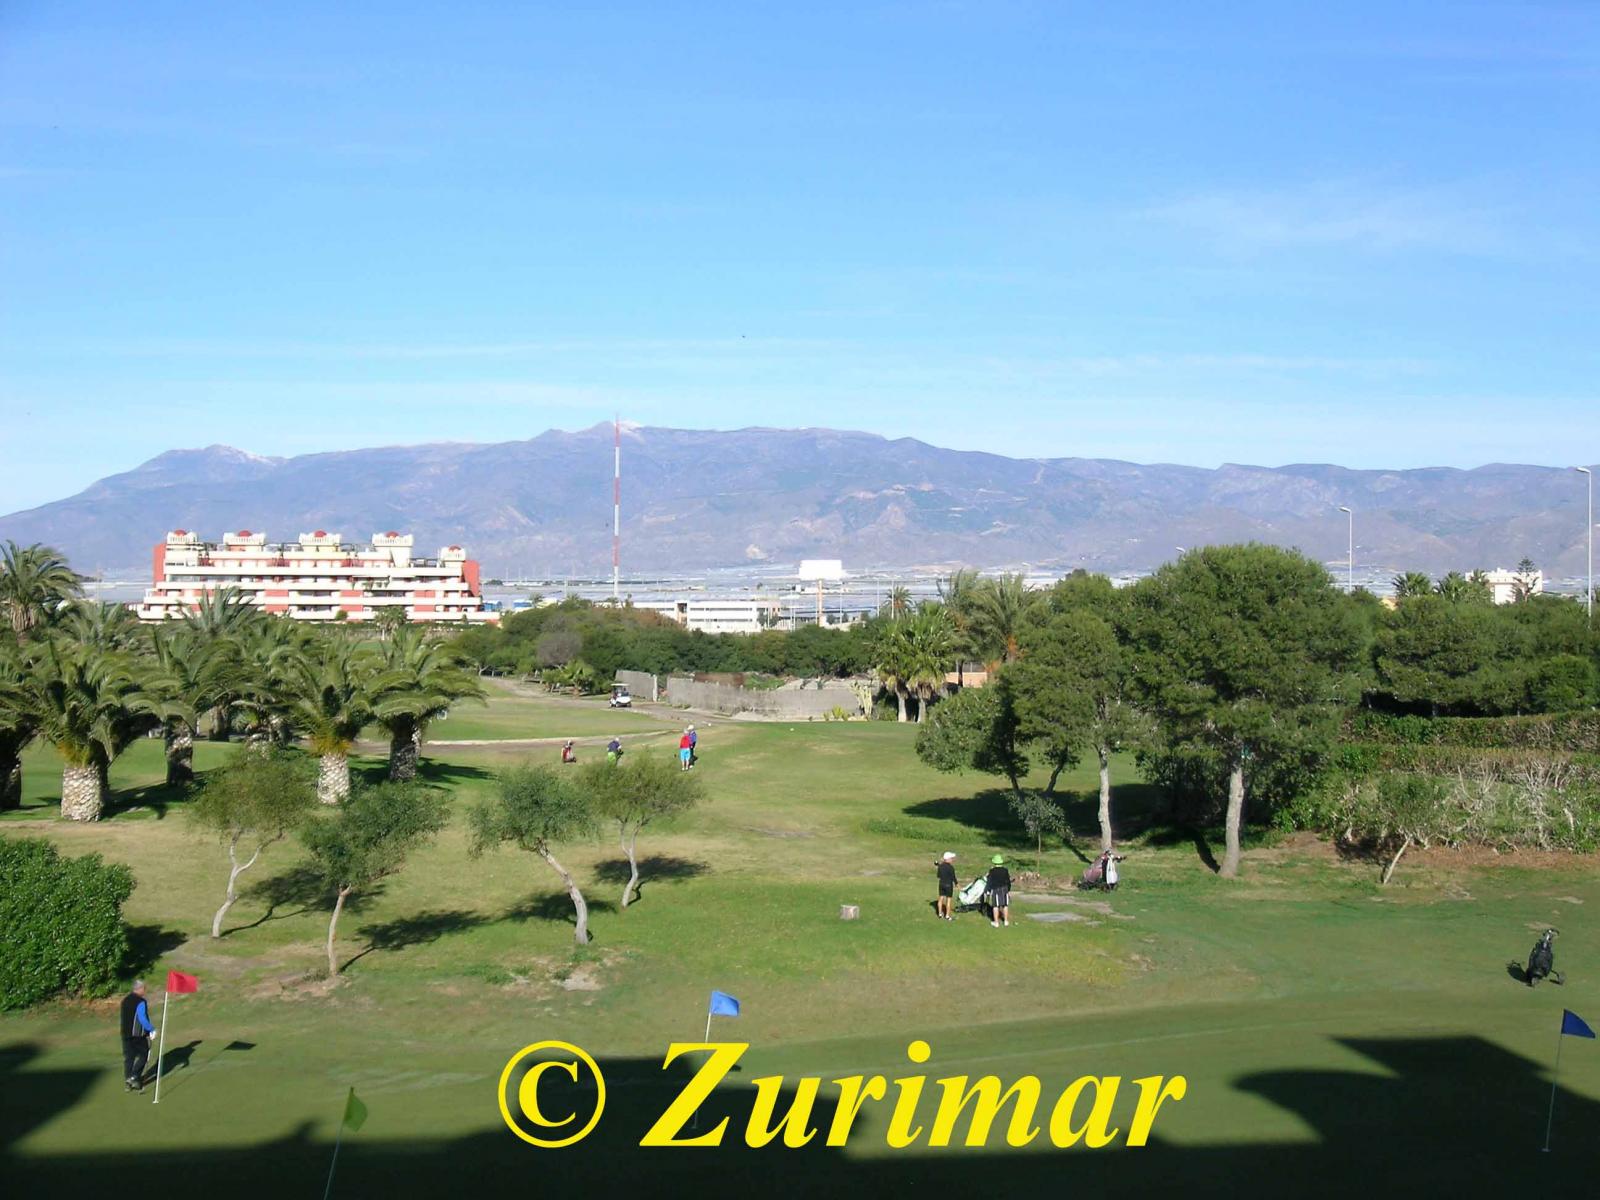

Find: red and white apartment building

[135,530,497,623]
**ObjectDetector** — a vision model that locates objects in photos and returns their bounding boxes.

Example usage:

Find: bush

[0,837,135,1010]
[1344,710,1600,754]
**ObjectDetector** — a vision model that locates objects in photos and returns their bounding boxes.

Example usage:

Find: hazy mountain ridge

[0,425,1591,578]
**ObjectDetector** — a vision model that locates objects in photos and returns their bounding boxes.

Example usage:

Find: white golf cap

[942,851,956,860]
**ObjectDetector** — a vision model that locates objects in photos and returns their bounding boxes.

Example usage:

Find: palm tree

[0,641,36,809]
[881,586,913,620]
[182,588,265,739]
[965,573,1036,668]
[937,568,982,683]
[370,627,487,781]
[149,625,243,786]
[59,600,146,652]
[903,605,958,721]
[871,621,914,722]
[233,618,305,754]
[1391,571,1433,600]
[285,636,379,803]
[18,638,168,821]
[1434,571,1474,603]
[0,541,84,637]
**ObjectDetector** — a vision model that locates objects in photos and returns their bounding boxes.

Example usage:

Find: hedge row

[1343,709,1600,754]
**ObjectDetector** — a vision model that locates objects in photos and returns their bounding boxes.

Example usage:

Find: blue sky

[2,1,1597,513]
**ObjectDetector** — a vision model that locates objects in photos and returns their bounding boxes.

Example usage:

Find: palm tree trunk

[388,721,421,782]
[896,688,908,723]
[326,885,352,975]
[60,762,104,822]
[1221,760,1245,878]
[1097,745,1114,851]
[538,845,591,944]
[0,750,20,811]
[165,723,195,787]
[317,751,351,804]
[206,704,232,741]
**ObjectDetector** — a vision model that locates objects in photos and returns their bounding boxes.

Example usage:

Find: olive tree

[471,764,598,944]
[189,752,317,937]
[301,782,447,975]
[581,753,702,909]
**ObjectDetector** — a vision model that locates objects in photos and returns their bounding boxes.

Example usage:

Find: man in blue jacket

[120,980,155,1092]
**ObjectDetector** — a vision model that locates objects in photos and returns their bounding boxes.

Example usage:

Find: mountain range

[0,424,1592,580]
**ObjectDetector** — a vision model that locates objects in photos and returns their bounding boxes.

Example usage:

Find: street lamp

[1578,467,1593,622]
[1338,506,1353,593]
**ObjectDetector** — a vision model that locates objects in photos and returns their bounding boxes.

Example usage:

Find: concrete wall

[660,676,868,719]
[614,669,659,702]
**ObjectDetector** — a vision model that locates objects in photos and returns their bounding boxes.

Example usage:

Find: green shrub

[1345,710,1600,753]
[0,837,135,1011]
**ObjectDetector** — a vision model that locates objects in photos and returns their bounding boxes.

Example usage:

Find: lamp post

[1578,467,1593,622]
[1338,506,1353,593]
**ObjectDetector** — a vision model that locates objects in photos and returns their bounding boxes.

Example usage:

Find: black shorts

[989,888,1009,908]
[938,885,953,898]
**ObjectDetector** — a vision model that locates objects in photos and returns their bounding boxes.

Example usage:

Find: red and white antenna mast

[612,416,621,601]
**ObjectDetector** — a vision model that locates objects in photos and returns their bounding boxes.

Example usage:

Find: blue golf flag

[1561,1010,1595,1039]
[709,990,741,1017]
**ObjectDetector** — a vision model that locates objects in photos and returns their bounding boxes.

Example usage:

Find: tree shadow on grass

[108,779,195,821]
[122,925,186,977]
[503,892,618,935]
[591,856,709,904]
[904,789,1033,849]
[229,866,386,936]
[344,909,492,970]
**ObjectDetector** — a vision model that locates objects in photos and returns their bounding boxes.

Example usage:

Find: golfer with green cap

[986,854,1012,927]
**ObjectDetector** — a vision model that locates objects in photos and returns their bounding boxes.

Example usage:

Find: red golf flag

[166,970,199,994]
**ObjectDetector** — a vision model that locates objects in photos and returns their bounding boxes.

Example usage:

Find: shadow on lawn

[344,909,492,969]
[6,1031,1600,1196]
[123,924,187,977]
[504,892,618,931]
[591,855,709,903]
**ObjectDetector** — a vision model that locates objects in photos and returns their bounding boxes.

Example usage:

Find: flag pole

[151,990,171,1105]
[691,1006,713,1131]
[322,1122,345,1200]
[1543,1024,1566,1152]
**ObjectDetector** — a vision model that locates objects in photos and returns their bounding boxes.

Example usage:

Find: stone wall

[660,676,868,719]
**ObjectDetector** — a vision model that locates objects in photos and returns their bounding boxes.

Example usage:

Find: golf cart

[608,684,632,709]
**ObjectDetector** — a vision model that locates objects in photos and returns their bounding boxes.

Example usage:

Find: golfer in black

[120,979,155,1092]
[987,854,1012,927]
[936,852,958,921]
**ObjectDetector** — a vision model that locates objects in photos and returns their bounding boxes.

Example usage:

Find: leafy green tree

[470,764,598,944]
[581,753,702,908]
[915,684,1028,801]
[1336,774,1447,885]
[371,628,487,781]
[190,752,317,937]
[17,639,169,821]
[1009,792,1067,871]
[301,781,447,975]
[1526,654,1598,713]
[1012,606,1142,849]
[285,636,379,803]
[1124,544,1363,877]
[0,541,83,638]
[1374,595,1508,716]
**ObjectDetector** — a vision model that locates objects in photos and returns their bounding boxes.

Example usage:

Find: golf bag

[955,874,989,914]
[1527,929,1562,987]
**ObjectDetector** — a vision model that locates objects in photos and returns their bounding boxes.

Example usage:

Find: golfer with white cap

[935,851,958,921]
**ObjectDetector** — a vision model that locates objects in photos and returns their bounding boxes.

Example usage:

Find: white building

[135,530,497,623]
[1482,567,1543,605]
[629,597,784,634]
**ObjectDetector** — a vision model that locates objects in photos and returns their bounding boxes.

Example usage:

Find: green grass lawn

[5,704,1600,1195]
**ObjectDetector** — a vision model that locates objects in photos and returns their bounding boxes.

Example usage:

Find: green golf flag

[342,1088,367,1132]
